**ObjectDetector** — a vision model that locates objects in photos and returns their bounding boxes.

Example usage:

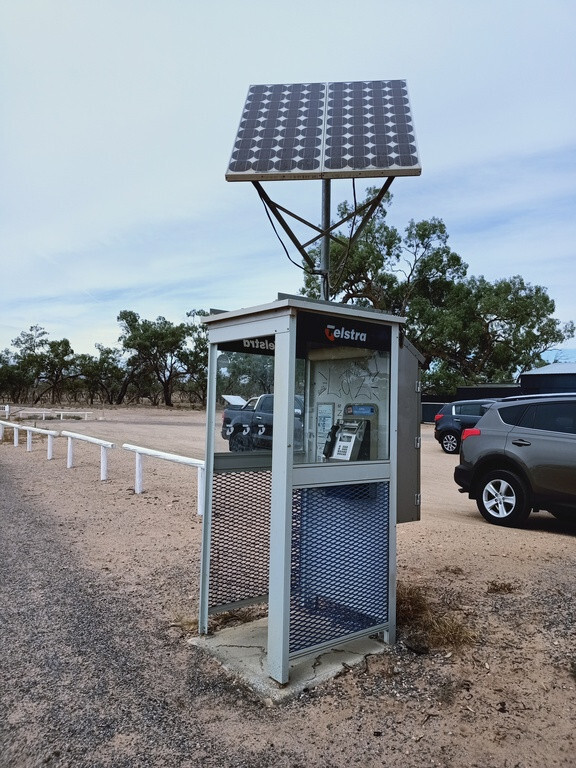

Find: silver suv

[454,394,576,526]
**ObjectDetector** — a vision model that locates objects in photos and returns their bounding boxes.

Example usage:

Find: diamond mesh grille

[290,482,389,654]
[208,470,271,610]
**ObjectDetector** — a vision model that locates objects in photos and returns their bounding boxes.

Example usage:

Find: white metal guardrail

[123,443,205,513]
[16,409,93,421]
[0,419,59,459]
[61,430,116,481]
[0,422,205,511]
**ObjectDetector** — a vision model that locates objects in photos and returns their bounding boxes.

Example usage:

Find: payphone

[322,403,378,461]
[304,337,390,465]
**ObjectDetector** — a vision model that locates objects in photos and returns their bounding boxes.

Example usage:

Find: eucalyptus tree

[179,309,210,406]
[302,189,574,394]
[6,327,77,403]
[34,338,77,404]
[117,311,191,407]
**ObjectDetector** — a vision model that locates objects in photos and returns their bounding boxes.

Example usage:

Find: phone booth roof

[205,294,406,336]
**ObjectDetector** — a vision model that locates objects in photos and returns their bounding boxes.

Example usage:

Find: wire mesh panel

[290,482,389,655]
[208,470,271,610]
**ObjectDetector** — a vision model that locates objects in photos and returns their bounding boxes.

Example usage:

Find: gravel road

[0,466,247,767]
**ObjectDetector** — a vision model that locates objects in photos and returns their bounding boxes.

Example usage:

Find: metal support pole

[267,315,297,684]
[199,341,219,634]
[320,178,331,301]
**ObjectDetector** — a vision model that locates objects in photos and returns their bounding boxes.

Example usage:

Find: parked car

[454,393,576,526]
[221,394,304,452]
[434,399,497,453]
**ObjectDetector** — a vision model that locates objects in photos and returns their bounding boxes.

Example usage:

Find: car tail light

[461,428,481,441]
[434,413,444,423]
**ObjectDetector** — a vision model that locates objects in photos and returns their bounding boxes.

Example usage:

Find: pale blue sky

[1,0,575,356]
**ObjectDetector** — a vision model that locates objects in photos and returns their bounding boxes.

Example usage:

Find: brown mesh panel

[208,470,271,610]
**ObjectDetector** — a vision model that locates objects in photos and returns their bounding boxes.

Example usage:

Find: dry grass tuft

[396,580,475,651]
[396,581,429,623]
[439,565,465,576]
[486,580,517,594]
[170,603,269,635]
[208,603,268,633]
[424,612,476,649]
[170,614,197,633]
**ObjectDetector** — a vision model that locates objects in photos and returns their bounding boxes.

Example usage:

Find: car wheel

[476,470,531,526]
[229,431,253,452]
[440,430,460,454]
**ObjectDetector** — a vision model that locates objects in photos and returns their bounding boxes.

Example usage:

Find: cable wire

[330,179,360,295]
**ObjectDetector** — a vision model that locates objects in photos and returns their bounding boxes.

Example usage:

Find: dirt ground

[1,405,575,767]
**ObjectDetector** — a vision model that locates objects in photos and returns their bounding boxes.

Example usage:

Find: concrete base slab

[189,618,386,703]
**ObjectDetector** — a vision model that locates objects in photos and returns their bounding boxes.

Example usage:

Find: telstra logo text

[324,324,367,342]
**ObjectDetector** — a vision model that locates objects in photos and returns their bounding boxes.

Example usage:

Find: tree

[117,311,191,407]
[8,325,50,401]
[301,189,575,394]
[411,278,571,393]
[0,350,29,402]
[220,352,275,400]
[0,350,30,402]
[70,346,127,405]
[34,338,76,404]
[11,324,49,356]
[5,328,80,404]
[303,191,468,315]
[180,310,209,406]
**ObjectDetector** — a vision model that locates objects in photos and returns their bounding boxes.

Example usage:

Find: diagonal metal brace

[346,177,394,249]
[252,182,321,271]
[252,177,395,274]
[299,176,395,250]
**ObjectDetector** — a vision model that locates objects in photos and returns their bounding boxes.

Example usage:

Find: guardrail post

[26,430,33,452]
[135,452,143,494]
[14,427,19,447]
[197,465,205,515]
[100,445,108,481]
[47,434,55,460]
[61,431,115,478]
[122,443,205,501]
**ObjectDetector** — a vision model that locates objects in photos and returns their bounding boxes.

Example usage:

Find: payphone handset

[323,403,379,462]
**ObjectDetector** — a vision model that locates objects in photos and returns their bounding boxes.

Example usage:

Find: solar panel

[226,80,421,182]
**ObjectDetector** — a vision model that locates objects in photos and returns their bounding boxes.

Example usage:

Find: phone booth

[199,294,421,685]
